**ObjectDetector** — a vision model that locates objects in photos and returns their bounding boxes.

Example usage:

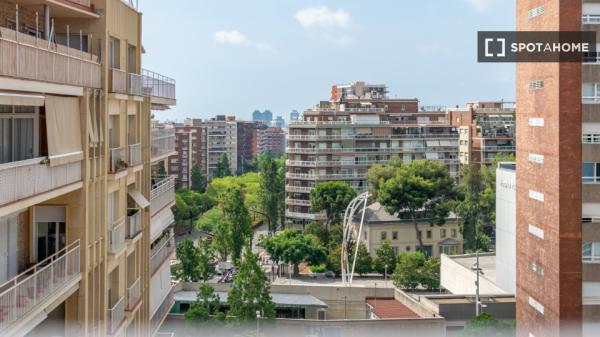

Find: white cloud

[295,6,351,29]
[213,30,274,52]
[465,0,492,12]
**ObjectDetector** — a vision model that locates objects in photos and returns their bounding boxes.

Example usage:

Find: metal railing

[150,176,176,216]
[126,278,141,311]
[285,186,313,193]
[128,143,142,166]
[286,172,365,180]
[285,210,327,220]
[109,147,127,173]
[142,69,176,100]
[128,73,143,96]
[151,129,176,158]
[285,198,311,206]
[109,219,126,254]
[286,160,390,167]
[150,235,175,276]
[108,296,125,335]
[480,146,515,152]
[150,285,175,334]
[290,120,390,126]
[127,209,142,239]
[287,133,459,141]
[0,27,101,88]
[0,241,80,333]
[109,68,127,94]
[0,157,81,207]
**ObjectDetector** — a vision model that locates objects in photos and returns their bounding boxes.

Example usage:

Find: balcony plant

[115,159,129,171]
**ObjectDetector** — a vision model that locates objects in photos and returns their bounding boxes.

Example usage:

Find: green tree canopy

[222,187,253,264]
[392,251,440,290]
[184,283,221,321]
[461,313,515,337]
[455,164,488,252]
[175,239,201,282]
[310,181,357,228]
[373,241,398,275]
[375,160,457,251]
[227,248,275,320]
[214,153,232,178]
[352,242,373,276]
[191,164,207,193]
[366,156,402,199]
[258,154,284,232]
[260,228,326,275]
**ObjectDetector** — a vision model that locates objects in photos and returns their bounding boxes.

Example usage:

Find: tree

[260,228,326,275]
[392,251,427,290]
[191,164,207,193]
[305,221,328,246]
[455,164,488,252]
[214,153,232,178]
[197,237,216,282]
[222,187,252,264]
[352,242,373,276]
[376,160,457,251]
[421,257,441,290]
[173,194,193,227]
[258,154,283,232]
[227,248,275,320]
[461,313,515,337]
[175,239,201,282]
[211,219,230,261]
[366,156,402,199]
[310,181,357,230]
[326,244,342,277]
[373,241,397,275]
[185,283,221,321]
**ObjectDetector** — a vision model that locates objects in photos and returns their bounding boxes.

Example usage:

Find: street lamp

[472,258,485,316]
[256,310,261,337]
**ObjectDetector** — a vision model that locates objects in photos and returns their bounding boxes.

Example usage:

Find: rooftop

[448,253,497,284]
[366,298,420,319]
[174,291,328,308]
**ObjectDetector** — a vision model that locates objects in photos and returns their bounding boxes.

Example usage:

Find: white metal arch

[341,191,371,285]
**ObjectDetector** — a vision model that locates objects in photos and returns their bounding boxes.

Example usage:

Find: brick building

[258,127,286,156]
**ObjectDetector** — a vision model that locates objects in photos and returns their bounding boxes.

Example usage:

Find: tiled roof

[366,297,420,319]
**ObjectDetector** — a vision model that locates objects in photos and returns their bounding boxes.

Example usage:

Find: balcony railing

[0,27,100,88]
[109,147,127,173]
[286,172,365,180]
[0,241,80,333]
[0,157,82,208]
[150,285,175,334]
[285,210,327,221]
[108,296,125,335]
[142,69,176,100]
[286,198,311,206]
[128,73,143,96]
[127,209,142,239]
[286,186,313,193]
[152,129,176,159]
[150,235,175,276]
[480,146,515,152]
[286,160,390,167]
[128,143,142,166]
[109,218,126,254]
[287,133,459,141]
[583,15,600,24]
[290,120,390,126]
[151,176,176,217]
[109,68,127,94]
[126,278,141,311]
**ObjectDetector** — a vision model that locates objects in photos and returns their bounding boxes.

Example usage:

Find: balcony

[0,27,101,89]
[583,15,600,24]
[286,172,364,180]
[109,218,126,255]
[107,296,125,335]
[151,129,176,160]
[285,186,313,193]
[480,146,516,152]
[0,241,80,334]
[150,285,175,335]
[109,147,127,173]
[287,133,459,141]
[285,210,327,221]
[150,234,175,276]
[126,278,141,311]
[142,69,176,106]
[109,68,127,94]
[150,176,176,217]
[127,209,142,240]
[0,157,82,211]
[286,198,311,206]
[128,143,142,167]
[286,160,390,167]
[128,73,143,96]
[290,120,390,127]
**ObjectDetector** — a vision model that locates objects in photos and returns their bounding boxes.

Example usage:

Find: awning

[45,95,83,166]
[128,190,150,209]
[0,92,45,106]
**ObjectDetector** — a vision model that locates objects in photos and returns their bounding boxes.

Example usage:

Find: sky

[139,0,516,122]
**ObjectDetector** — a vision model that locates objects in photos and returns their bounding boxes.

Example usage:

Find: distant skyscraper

[252,110,274,125]
[263,110,273,124]
[272,116,285,128]
[290,110,300,121]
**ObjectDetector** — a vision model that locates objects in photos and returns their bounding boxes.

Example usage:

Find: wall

[495,166,516,294]
[440,254,506,295]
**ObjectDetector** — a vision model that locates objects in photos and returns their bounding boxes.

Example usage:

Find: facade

[203,118,237,180]
[449,101,516,166]
[355,203,463,258]
[168,125,207,189]
[285,82,460,225]
[258,127,286,157]
[236,121,261,173]
[496,163,516,295]
[272,116,285,128]
[0,1,176,336]
[290,110,300,122]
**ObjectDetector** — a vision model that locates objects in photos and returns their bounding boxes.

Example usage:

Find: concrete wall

[440,254,505,295]
[495,166,516,294]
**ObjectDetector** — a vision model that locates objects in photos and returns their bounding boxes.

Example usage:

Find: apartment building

[516,1,595,336]
[449,101,516,166]
[168,126,206,189]
[257,126,286,157]
[285,82,460,226]
[236,121,261,173]
[0,1,176,336]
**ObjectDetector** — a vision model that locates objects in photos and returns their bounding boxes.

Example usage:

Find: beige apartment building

[0,1,176,336]
[285,82,460,226]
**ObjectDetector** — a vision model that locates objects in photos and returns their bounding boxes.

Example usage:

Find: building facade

[0,1,176,336]
[285,82,460,226]
[258,127,286,157]
[168,125,206,189]
[236,121,261,173]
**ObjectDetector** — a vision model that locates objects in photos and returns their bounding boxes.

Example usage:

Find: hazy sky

[140,0,515,122]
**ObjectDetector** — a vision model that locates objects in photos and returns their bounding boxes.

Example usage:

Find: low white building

[495,162,516,294]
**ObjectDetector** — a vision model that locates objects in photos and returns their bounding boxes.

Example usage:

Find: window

[426,230,432,239]
[392,246,399,256]
[451,229,457,238]
[440,229,447,238]
[582,163,600,183]
[441,245,459,255]
[109,37,121,69]
[583,242,600,262]
[528,6,544,19]
[380,231,387,241]
[529,80,544,90]
[583,83,600,103]
[583,134,600,144]
[392,231,398,240]
[0,105,37,164]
